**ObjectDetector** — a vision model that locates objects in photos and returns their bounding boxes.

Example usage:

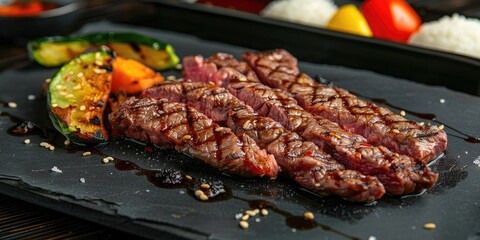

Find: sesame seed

[51,166,62,173]
[64,139,71,145]
[56,85,63,90]
[200,183,210,189]
[66,94,74,98]
[7,102,17,108]
[73,85,81,90]
[82,151,91,156]
[215,127,224,132]
[102,157,114,163]
[392,129,400,134]
[27,95,36,100]
[24,139,31,144]
[241,214,249,221]
[246,210,256,217]
[243,120,251,130]
[185,175,193,180]
[439,99,445,104]
[93,68,106,74]
[329,132,341,139]
[253,209,260,214]
[79,178,85,183]
[261,209,268,216]
[303,212,314,220]
[167,75,176,80]
[424,223,436,230]
[419,122,425,126]
[439,125,444,130]
[195,190,204,197]
[394,153,400,157]
[51,104,58,107]
[183,135,192,140]
[77,72,84,78]
[175,64,183,70]
[400,110,406,116]
[238,77,247,82]
[199,194,209,201]
[95,61,103,66]
[49,146,55,151]
[45,78,51,83]
[239,221,249,229]
[40,142,50,147]
[79,105,86,111]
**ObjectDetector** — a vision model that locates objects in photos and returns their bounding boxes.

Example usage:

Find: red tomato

[362,0,421,42]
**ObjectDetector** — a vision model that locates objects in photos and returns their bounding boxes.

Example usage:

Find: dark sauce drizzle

[1,109,359,239]
[236,197,360,240]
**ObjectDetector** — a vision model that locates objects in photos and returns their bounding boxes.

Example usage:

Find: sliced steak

[242,49,447,163]
[184,54,438,195]
[108,97,279,178]
[145,81,385,202]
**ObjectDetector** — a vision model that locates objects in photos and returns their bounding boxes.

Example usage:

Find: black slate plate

[0,22,479,240]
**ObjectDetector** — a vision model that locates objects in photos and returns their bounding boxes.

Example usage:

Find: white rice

[261,0,337,28]
[409,14,480,59]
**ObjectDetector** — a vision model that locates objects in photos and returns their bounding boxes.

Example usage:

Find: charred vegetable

[28,32,179,71]
[48,50,114,145]
[111,56,164,94]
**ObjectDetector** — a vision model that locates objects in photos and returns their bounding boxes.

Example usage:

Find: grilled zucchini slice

[28,32,179,71]
[48,50,114,145]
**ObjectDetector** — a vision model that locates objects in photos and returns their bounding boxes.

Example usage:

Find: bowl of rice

[261,0,338,28]
[409,14,480,60]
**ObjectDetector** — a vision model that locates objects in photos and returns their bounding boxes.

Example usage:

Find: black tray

[0,21,479,240]
[141,0,480,96]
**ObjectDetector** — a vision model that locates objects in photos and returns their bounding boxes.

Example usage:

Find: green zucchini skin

[28,32,179,71]
[47,50,114,145]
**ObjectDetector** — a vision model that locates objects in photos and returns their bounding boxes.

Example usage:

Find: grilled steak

[242,49,447,163]
[145,81,385,202]
[184,54,439,195]
[108,97,279,178]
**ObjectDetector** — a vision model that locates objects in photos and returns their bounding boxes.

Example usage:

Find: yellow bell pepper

[327,4,373,37]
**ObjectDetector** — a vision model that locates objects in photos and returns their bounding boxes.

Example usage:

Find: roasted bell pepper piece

[111,56,165,95]
[48,50,114,145]
[362,0,421,42]
[28,32,179,71]
[327,4,372,37]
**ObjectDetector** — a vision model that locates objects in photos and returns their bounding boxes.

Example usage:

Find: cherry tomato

[362,0,421,42]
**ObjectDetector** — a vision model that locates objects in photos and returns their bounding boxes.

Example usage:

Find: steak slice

[108,97,278,178]
[145,81,385,202]
[184,54,438,195]
[242,49,447,163]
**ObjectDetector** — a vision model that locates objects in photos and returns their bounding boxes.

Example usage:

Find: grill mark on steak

[188,53,438,196]
[242,49,447,163]
[145,81,385,202]
[108,97,278,178]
